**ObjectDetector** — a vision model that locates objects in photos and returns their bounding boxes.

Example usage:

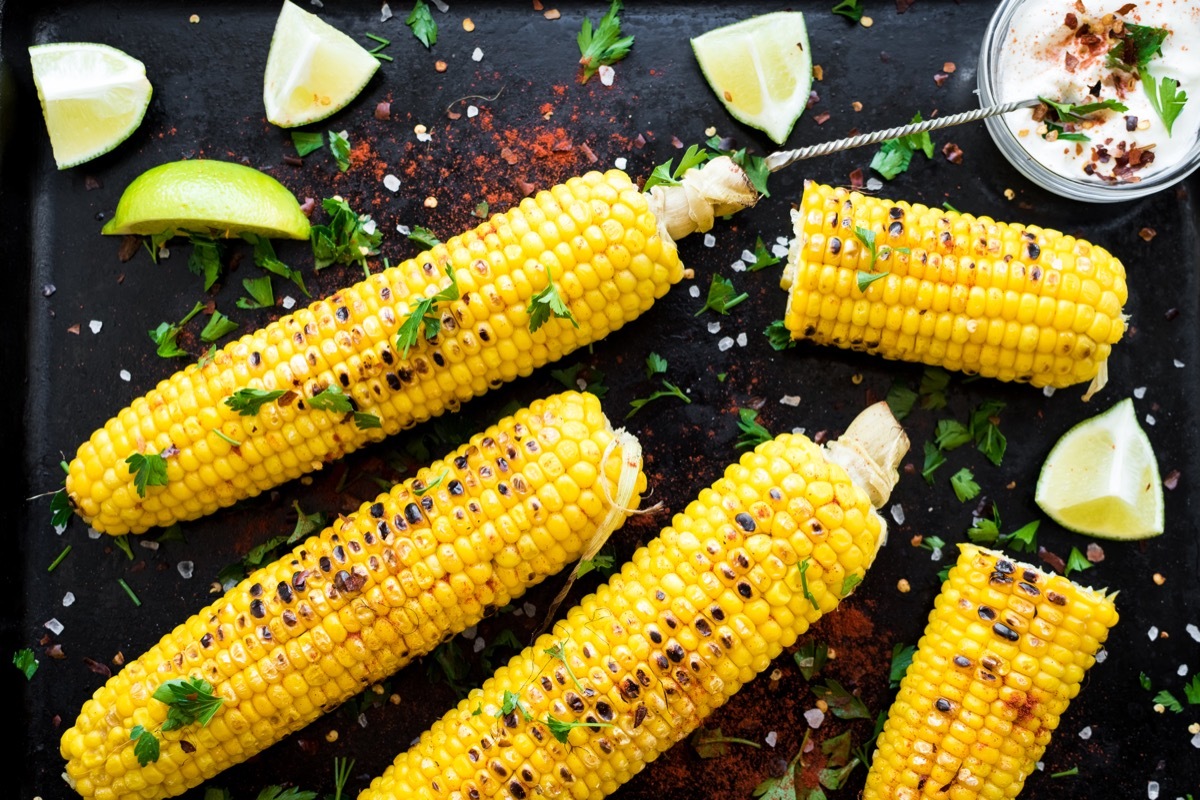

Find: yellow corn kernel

[67,170,682,535]
[60,392,645,800]
[780,183,1127,391]
[863,544,1118,800]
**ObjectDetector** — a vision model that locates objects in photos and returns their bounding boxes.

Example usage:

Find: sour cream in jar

[994,0,1200,184]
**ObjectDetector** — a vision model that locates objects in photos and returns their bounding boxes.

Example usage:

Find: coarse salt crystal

[396,223,412,235]
[930,547,943,562]
[523,602,536,616]
[741,249,756,263]
[416,132,432,143]
[1145,414,1156,426]
[718,336,734,352]
[804,708,825,728]
[177,561,194,579]
[467,105,479,118]
[890,504,906,525]
[707,321,721,334]
[383,174,401,192]
[689,285,701,298]
[282,296,296,310]
[765,731,778,747]
[1193,731,1200,748]
[1095,648,1108,663]
[780,395,801,407]
[1036,761,1044,771]
[776,236,789,246]
[474,637,486,653]
[472,47,483,62]
[598,65,615,86]
[1148,626,1159,641]
[159,247,170,259]
[430,0,448,10]
[381,2,392,21]
[1187,623,1200,642]
[703,233,716,247]
[772,243,789,258]
[731,259,747,272]
[45,618,63,635]
[63,592,75,607]
[614,157,627,170]
[362,218,378,235]
[89,320,102,334]
[1174,359,1185,368]
[462,626,477,639]
[1147,781,1159,800]
[736,332,748,347]
[1179,664,1189,676]
[1134,386,1147,399]
[792,427,807,435]
[1078,726,1092,740]
[88,529,101,539]
[310,0,322,6]
[1043,386,1055,397]
[140,540,159,551]
[513,607,524,617]
[119,370,131,382]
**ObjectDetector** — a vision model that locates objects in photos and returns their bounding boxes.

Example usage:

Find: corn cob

[780,183,1127,396]
[60,391,646,800]
[863,543,1118,800]
[66,169,683,535]
[359,402,909,800]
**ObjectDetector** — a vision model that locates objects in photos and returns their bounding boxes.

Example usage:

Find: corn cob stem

[360,402,909,800]
[60,391,645,800]
[864,544,1118,800]
[780,183,1128,396]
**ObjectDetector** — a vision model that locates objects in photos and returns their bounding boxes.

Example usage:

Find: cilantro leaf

[625,380,690,418]
[950,467,980,502]
[857,270,889,292]
[764,319,796,351]
[967,504,1002,545]
[1064,546,1092,577]
[354,412,382,430]
[889,643,915,688]
[225,388,287,416]
[200,310,238,344]
[1144,69,1188,136]
[125,451,170,496]
[577,0,634,83]
[1154,689,1183,713]
[885,383,918,421]
[408,226,441,249]
[748,236,782,271]
[149,301,205,359]
[695,274,749,316]
[813,678,871,720]
[642,144,710,191]
[1004,520,1039,554]
[529,265,578,332]
[1106,23,1169,71]
[735,408,773,451]
[291,131,325,157]
[832,0,863,22]
[396,266,461,355]
[794,640,828,681]
[153,676,225,730]
[309,385,354,413]
[131,725,160,766]
[406,0,438,48]
[13,648,38,680]
[497,689,532,721]
[921,441,945,484]
[645,352,668,377]
[309,197,382,270]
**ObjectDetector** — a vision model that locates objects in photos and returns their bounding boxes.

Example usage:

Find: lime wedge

[1035,398,1164,540]
[29,42,153,169]
[691,12,813,145]
[101,160,311,240]
[263,0,380,128]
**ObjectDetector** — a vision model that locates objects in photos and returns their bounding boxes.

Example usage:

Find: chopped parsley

[406,0,438,48]
[626,380,689,418]
[1051,767,1080,779]
[1042,122,1090,143]
[853,226,888,291]
[408,225,441,249]
[690,726,762,758]
[130,725,160,766]
[1038,96,1128,120]
[1154,689,1183,713]
[126,450,170,496]
[1144,69,1188,136]
[753,742,806,800]
[328,130,352,172]
[118,577,142,606]
[13,648,38,680]
[47,545,72,572]
[291,131,324,157]
[840,572,863,597]
[889,643,915,688]
[50,468,72,532]
[309,385,354,413]
[238,274,275,310]
[798,559,819,610]
[832,0,863,22]
[545,714,612,743]
[244,233,307,296]
[934,419,971,451]
[1184,673,1200,705]
[187,233,224,290]
[949,467,980,502]
[217,502,325,586]
[643,144,709,191]
[644,351,669,378]
[575,548,616,579]
[794,640,828,681]
[812,678,871,720]
[705,134,771,197]
[735,408,773,451]
[764,319,796,351]
[695,274,748,316]
[1139,671,1153,691]
[310,196,382,271]
[550,362,608,398]
[497,689,533,721]
[528,265,578,332]
[353,412,382,430]
[1004,520,1039,554]
[919,368,951,410]
[748,236,783,271]
[149,301,204,358]
[870,112,935,180]
[332,757,355,800]
[969,400,1007,465]
[364,32,393,62]
[395,266,461,355]
[154,676,225,730]
[224,388,287,416]
[1063,546,1092,577]
[255,787,317,800]
[200,310,238,344]
[577,0,634,83]
[919,535,946,554]
[1106,23,1169,71]
[885,382,918,421]
[921,441,945,484]
[426,639,472,698]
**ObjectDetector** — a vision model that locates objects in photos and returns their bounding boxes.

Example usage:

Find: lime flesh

[691,12,813,145]
[1035,398,1164,540]
[101,160,311,240]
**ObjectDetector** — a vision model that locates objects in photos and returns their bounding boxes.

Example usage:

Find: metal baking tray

[5,2,1198,798]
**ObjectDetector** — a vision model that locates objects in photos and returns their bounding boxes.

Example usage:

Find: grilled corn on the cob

[863,543,1118,800]
[360,402,909,800]
[60,391,645,800]
[67,169,682,535]
[780,183,1127,395]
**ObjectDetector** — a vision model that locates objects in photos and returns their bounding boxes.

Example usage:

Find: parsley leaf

[748,236,783,271]
[309,196,382,270]
[695,274,748,316]
[1042,122,1090,143]
[1184,673,1200,705]
[1144,69,1188,136]
[625,380,690,418]
[794,641,828,681]
[497,689,533,721]
[1154,689,1183,713]
[1039,96,1128,120]
[225,388,287,416]
[885,383,918,421]
[126,451,170,496]
[857,270,889,292]
[255,788,317,800]
[149,301,205,358]
[735,408,773,451]
[921,441,945,485]
[798,559,819,610]
[395,265,460,355]
[1064,546,1092,577]
[131,725,160,766]
[919,368,950,410]
[200,310,238,344]
[13,648,38,680]
[813,678,871,720]
[967,504,1002,545]
[239,274,275,310]
[832,0,863,21]
[545,714,612,743]
[187,233,224,290]
[310,385,354,413]
[50,487,72,533]
[575,548,616,579]
[705,135,771,197]
[1004,520,1039,554]
[764,319,796,351]
[934,419,971,451]
[840,572,862,596]
[753,745,805,800]
[244,233,307,296]
[950,467,980,502]
[819,758,862,791]
[356,412,382,430]
[919,535,946,554]
[969,400,1007,465]
[870,113,935,179]
[690,726,762,759]
[327,130,352,172]
[889,643,915,688]
[642,144,710,191]
[550,362,608,398]
[153,676,225,730]
[577,0,634,83]
[291,131,324,157]
[406,0,438,48]
[528,266,578,332]
[1106,23,1169,71]
[1139,671,1153,691]
[408,225,441,249]
[645,352,669,378]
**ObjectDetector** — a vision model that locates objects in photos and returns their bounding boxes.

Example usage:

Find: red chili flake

[1165,307,1179,320]
[895,0,915,12]
[813,111,831,125]
[934,72,950,86]
[118,235,141,263]
[180,740,197,754]
[942,142,964,164]
[1139,227,1157,241]
[296,738,321,756]
[1038,546,1066,574]
[83,657,111,676]
[943,62,956,73]
[1064,52,1079,72]
[1163,469,1180,490]
[282,155,303,167]
[84,176,102,191]
[812,430,829,445]
[375,102,391,121]
[46,644,65,660]
[578,142,598,163]
[299,197,316,217]
[903,462,917,475]
[632,133,646,149]
[1116,2,1137,13]
[446,110,462,120]
[516,178,537,196]
[806,89,820,110]
[67,324,81,335]
[670,135,684,149]
[552,138,574,152]
[501,147,520,165]
[1064,12,1078,28]
[52,714,61,728]
[1086,543,1105,563]
[849,168,865,189]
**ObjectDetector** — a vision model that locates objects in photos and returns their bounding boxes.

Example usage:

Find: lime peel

[1035,398,1164,540]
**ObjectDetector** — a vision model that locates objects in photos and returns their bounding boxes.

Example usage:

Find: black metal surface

[5,2,1198,798]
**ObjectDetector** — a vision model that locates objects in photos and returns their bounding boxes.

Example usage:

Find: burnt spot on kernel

[889,206,904,219]
[647,627,663,645]
[993,623,1020,641]
[1046,590,1067,606]
[734,512,756,532]
[1025,242,1041,260]
[634,705,648,728]
[953,655,971,668]
[978,605,997,621]
[935,698,952,712]
[404,503,424,525]
[595,701,614,721]
[828,237,842,255]
[318,556,332,573]
[695,618,712,637]
[250,600,266,619]
[736,581,754,598]
[200,633,214,648]
[665,643,685,662]
[995,559,1015,574]
[710,605,726,621]
[332,545,347,563]
[1018,581,1041,597]
[277,582,293,603]
[990,572,1014,587]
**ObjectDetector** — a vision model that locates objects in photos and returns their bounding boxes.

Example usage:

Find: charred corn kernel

[780,183,1127,392]
[60,392,646,800]
[361,406,909,800]
[863,544,1118,800]
[67,170,682,535]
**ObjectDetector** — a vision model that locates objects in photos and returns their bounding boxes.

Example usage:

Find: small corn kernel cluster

[863,544,1118,800]
[67,169,681,535]
[780,183,1127,391]
[361,429,892,800]
[60,391,645,800]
